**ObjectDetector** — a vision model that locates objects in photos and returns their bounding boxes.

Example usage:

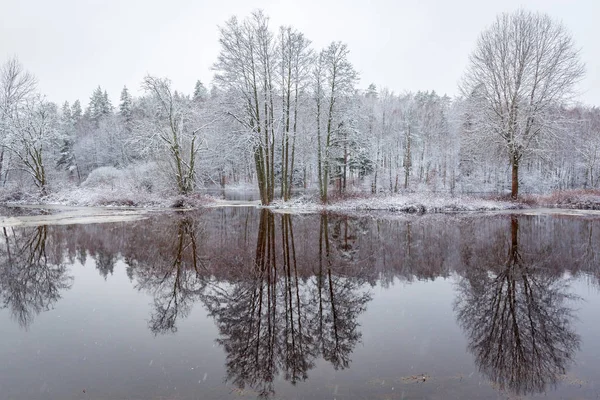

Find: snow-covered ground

[267,193,520,214]
[0,186,217,208]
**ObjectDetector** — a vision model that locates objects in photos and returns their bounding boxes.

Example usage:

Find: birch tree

[460,9,585,199]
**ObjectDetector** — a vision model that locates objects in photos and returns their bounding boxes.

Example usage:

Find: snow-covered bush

[81,166,125,188]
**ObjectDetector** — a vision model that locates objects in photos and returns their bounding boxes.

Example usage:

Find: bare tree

[0,57,37,185]
[316,42,358,203]
[139,76,202,195]
[214,10,278,205]
[278,27,312,200]
[460,10,585,199]
[4,96,59,194]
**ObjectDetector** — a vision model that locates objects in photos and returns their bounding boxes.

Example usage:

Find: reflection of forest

[1,209,600,396]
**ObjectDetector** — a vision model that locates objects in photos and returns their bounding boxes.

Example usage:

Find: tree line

[0,9,594,204]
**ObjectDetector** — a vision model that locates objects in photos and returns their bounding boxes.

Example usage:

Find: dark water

[1,208,600,400]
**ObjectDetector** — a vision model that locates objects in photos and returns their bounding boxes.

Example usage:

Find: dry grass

[522,189,600,209]
[482,190,600,209]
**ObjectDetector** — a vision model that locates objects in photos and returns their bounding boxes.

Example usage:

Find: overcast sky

[1,0,598,107]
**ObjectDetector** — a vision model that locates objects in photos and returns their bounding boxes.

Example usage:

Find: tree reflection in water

[455,216,581,396]
[129,214,208,334]
[201,211,371,398]
[0,225,72,328]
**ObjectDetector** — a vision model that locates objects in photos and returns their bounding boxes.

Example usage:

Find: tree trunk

[0,150,4,187]
[511,158,519,200]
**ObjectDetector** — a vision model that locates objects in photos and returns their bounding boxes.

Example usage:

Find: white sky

[1,0,598,107]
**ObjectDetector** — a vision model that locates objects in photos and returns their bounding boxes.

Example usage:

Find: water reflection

[0,225,72,328]
[201,211,371,398]
[455,216,581,395]
[127,214,208,334]
[2,209,600,399]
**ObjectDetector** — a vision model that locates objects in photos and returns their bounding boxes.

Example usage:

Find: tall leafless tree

[460,9,585,199]
[214,11,278,205]
[139,76,203,195]
[316,42,358,203]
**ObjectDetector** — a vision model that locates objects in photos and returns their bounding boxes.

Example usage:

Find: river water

[1,207,599,399]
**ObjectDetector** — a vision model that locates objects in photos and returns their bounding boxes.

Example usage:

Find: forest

[0,9,596,206]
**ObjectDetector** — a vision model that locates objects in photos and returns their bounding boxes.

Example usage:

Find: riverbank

[3,186,600,214]
[266,190,600,214]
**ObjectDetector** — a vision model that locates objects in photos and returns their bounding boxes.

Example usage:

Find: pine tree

[119,86,133,130]
[86,86,112,125]
[119,86,132,116]
[71,100,82,121]
[57,101,78,179]
[103,90,113,113]
[193,80,208,102]
[61,101,72,123]
[366,83,378,99]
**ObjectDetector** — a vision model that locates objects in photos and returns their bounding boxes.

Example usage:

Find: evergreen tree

[366,83,378,99]
[193,80,208,102]
[103,90,113,112]
[71,100,82,121]
[119,86,132,117]
[119,86,133,130]
[86,86,112,125]
[61,101,72,123]
[57,100,78,179]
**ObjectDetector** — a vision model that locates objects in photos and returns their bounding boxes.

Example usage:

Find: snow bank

[0,186,216,209]
[268,193,520,214]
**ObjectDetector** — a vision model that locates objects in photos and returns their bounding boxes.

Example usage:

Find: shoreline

[2,190,600,224]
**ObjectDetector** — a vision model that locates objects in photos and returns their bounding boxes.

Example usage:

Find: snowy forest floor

[2,186,600,215]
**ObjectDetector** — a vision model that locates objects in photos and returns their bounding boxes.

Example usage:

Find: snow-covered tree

[4,96,60,194]
[119,86,133,122]
[0,57,37,186]
[460,10,585,199]
[193,80,208,102]
[56,101,80,181]
[316,41,358,202]
[277,26,313,200]
[71,99,82,121]
[214,10,279,205]
[137,75,204,195]
[85,86,113,126]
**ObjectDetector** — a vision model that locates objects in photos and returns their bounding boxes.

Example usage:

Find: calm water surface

[1,207,600,399]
